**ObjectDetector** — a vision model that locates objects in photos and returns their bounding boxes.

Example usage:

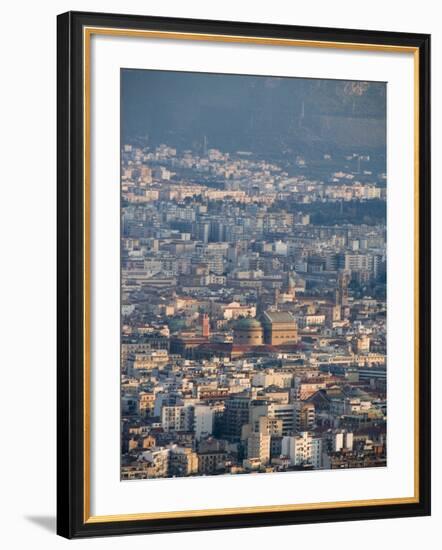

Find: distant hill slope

[122,69,386,152]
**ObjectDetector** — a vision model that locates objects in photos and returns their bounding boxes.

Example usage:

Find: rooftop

[262,311,296,324]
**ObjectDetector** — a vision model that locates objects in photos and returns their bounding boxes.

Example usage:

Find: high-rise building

[268,403,297,436]
[246,432,271,465]
[223,394,250,441]
[194,404,214,441]
[281,432,323,468]
[293,401,316,431]
[333,430,354,452]
[161,405,194,432]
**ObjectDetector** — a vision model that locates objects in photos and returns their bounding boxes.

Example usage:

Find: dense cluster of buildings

[120,143,387,480]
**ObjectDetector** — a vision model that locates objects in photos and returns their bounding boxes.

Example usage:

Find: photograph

[120,70,388,480]
[54,9,431,538]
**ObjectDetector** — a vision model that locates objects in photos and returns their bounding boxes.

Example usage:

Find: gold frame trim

[82,26,420,524]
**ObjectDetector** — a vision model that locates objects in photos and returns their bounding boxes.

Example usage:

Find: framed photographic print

[57,11,431,538]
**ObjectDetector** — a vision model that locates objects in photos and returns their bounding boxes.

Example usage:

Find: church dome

[233,318,263,346]
[234,318,262,330]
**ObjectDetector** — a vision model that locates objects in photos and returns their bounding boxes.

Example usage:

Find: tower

[335,270,351,319]
[287,272,296,299]
[335,270,350,307]
[201,313,210,338]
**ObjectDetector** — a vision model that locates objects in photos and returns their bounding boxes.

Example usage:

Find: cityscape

[120,70,387,480]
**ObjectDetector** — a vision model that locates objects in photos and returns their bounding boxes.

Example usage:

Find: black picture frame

[57,10,431,539]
